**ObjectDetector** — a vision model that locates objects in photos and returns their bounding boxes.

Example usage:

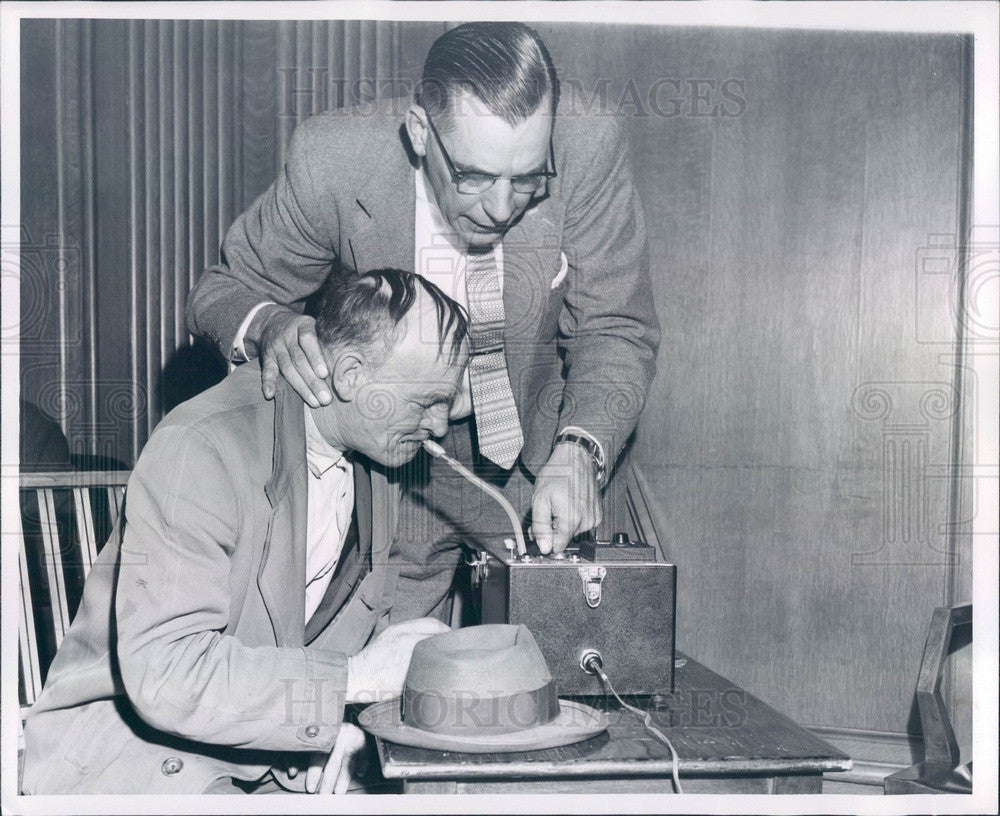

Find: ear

[405,103,430,158]
[329,350,365,402]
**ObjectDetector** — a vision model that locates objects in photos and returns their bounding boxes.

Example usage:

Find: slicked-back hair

[314,269,468,368]
[416,22,559,128]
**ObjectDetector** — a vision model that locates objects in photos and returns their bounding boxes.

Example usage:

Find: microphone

[422,439,528,558]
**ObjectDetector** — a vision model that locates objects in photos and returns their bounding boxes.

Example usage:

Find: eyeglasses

[425,112,557,196]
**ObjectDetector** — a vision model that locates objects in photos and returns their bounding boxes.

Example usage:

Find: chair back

[18,470,130,711]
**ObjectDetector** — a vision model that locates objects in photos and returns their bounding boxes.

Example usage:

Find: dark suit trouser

[387,416,535,624]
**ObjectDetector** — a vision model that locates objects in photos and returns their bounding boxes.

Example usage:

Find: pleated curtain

[24,19,426,466]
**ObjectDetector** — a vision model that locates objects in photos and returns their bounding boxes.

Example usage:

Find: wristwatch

[554,431,606,482]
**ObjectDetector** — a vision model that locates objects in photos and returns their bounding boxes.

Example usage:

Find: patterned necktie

[464,245,524,469]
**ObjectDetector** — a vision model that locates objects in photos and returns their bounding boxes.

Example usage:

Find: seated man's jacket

[21,363,400,794]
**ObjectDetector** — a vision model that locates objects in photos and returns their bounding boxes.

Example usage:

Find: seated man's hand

[289,618,448,792]
[253,306,331,408]
[303,722,366,794]
[345,617,449,703]
[530,442,602,555]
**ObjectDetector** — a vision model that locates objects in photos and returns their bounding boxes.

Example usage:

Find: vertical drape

[126,20,246,451]
[23,20,409,466]
[53,20,97,448]
[275,20,402,162]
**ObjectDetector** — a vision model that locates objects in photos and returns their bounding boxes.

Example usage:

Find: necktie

[464,245,524,469]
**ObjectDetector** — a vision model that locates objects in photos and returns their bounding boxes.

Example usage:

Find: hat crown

[405,624,552,696]
[401,624,560,737]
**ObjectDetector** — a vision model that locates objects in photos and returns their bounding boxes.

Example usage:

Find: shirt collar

[303,404,348,478]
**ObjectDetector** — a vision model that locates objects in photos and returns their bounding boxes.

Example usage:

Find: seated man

[21,269,469,795]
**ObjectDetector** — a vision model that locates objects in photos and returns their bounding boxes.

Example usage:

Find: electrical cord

[583,654,684,794]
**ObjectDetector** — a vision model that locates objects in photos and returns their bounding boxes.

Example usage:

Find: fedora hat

[358,624,608,753]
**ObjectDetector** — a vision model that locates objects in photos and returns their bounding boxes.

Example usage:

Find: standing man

[187,21,659,620]
[22,270,467,794]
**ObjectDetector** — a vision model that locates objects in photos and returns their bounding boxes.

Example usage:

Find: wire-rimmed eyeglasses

[425,112,557,196]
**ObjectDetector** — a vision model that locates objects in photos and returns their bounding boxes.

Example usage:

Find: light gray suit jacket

[187,99,660,474]
[21,364,400,794]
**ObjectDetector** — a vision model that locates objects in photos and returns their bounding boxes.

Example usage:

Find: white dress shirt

[303,405,355,623]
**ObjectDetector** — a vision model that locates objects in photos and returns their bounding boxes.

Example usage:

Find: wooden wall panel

[536,24,971,740]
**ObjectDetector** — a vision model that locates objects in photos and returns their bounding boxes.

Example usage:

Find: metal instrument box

[473,535,676,696]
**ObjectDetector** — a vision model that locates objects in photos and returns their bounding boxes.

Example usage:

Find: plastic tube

[422,439,528,557]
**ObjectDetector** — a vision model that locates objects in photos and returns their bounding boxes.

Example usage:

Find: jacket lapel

[368,462,400,568]
[347,124,417,274]
[353,457,373,560]
[501,198,563,346]
[258,380,307,647]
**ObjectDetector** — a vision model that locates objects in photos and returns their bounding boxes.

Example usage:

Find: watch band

[554,431,606,481]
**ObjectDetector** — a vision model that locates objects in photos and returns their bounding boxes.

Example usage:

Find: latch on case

[577,565,607,608]
[468,551,490,586]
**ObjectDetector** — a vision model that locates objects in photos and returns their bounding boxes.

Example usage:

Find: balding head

[314,268,468,369]
[310,269,469,467]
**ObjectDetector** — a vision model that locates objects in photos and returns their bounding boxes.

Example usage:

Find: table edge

[377,744,854,780]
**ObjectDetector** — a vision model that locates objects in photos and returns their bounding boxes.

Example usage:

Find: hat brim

[358,698,608,753]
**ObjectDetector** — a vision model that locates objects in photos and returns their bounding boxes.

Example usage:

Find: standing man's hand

[530,442,602,554]
[251,305,331,408]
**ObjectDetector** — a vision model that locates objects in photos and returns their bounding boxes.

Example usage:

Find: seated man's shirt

[303,405,354,622]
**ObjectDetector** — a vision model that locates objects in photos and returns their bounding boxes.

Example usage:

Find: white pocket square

[551,252,569,289]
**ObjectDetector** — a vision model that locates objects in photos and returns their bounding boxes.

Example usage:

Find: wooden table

[374,653,852,793]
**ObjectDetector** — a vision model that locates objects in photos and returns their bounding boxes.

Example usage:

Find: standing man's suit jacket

[187,98,660,475]
[22,364,400,794]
